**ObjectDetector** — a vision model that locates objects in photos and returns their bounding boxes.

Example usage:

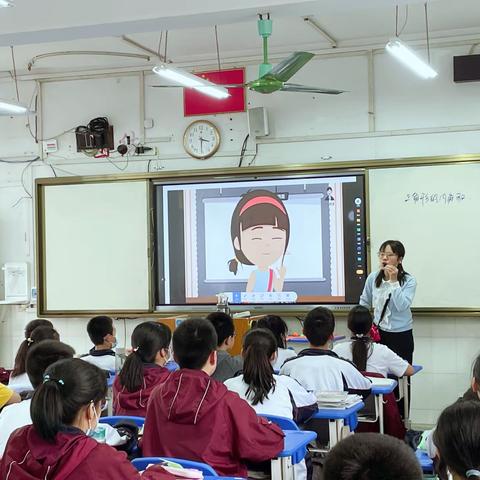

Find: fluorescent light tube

[0,0,13,7]
[0,100,29,115]
[152,64,230,99]
[386,38,438,79]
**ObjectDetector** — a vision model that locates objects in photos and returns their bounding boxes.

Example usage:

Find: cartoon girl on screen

[228,190,290,293]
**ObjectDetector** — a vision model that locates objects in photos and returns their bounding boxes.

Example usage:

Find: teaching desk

[310,400,364,448]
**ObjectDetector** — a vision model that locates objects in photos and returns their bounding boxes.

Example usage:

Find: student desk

[272,430,317,480]
[397,365,423,426]
[310,400,364,448]
[364,378,398,434]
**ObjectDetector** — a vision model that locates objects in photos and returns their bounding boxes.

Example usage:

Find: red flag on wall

[183,68,246,117]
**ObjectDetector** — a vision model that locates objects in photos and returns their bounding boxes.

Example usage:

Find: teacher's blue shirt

[360,270,417,333]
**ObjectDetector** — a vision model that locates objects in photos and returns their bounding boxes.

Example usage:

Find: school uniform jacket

[279,348,371,397]
[0,425,170,479]
[80,348,116,371]
[142,369,285,478]
[113,364,171,417]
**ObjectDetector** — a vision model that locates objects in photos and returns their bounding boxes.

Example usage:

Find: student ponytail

[242,329,277,405]
[434,401,480,480]
[348,306,373,372]
[31,358,107,442]
[12,319,53,377]
[119,322,171,392]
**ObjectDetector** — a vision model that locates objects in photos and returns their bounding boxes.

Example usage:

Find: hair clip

[133,347,139,352]
[466,470,480,478]
[43,374,65,386]
[354,333,366,338]
[27,337,34,345]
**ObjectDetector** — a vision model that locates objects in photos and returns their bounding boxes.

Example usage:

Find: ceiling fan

[152,14,344,96]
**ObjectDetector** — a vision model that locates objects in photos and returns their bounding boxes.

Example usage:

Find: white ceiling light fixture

[386,38,437,79]
[152,29,229,100]
[0,0,13,7]
[0,46,34,116]
[152,64,229,99]
[386,3,438,79]
[0,100,28,115]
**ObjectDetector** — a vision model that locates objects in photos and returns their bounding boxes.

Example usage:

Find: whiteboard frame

[36,178,154,316]
[35,153,480,316]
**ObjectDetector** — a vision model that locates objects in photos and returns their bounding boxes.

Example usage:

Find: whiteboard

[368,163,480,308]
[41,180,150,312]
[203,193,324,282]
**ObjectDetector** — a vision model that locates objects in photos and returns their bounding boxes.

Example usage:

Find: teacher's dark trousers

[379,329,414,419]
[379,329,414,364]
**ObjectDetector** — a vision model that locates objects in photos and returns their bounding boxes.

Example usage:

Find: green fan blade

[261,51,314,82]
[280,83,345,95]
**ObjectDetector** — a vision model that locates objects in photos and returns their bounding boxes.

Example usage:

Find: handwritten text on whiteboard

[404,192,466,205]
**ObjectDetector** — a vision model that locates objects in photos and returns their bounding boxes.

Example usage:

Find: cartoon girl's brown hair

[228,189,290,275]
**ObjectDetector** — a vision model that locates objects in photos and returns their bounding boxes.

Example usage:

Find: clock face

[183,121,220,159]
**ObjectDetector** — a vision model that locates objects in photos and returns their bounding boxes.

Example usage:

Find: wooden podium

[156,314,265,356]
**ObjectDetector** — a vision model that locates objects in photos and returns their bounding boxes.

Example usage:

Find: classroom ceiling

[0,0,479,75]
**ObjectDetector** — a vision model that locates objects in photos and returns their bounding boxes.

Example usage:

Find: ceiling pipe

[121,35,167,62]
[28,50,150,70]
[303,16,337,48]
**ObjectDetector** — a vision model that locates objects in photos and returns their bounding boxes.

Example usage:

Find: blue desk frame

[310,401,364,448]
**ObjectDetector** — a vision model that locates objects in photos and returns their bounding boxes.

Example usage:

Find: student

[206,311,243,382]
[0,340,75,457]
[323,432,423,480]
[8,325,60,393]
[81,315,117,371]
[8,319,53,392]
[255,314,296,370]
[143,318,284,478]
[0,384,20,411]
[280,307,371,396]
[434,401,480,480]
[225,328,316,480]
[359,240,417,363]
[113,321,171,417]
[333,305,414,378]
[225,328,316,421]
[423,354,480,462]
[0,358,167,479]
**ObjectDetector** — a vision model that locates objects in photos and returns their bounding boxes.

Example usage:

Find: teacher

[359,240,417,363]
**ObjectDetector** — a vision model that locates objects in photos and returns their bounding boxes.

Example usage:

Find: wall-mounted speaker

[247,107,269,138]
[454,54,480,83]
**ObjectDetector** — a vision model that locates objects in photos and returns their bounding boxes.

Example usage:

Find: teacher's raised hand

[382,264,399,282]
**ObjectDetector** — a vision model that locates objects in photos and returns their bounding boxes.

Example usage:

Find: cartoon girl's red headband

[240,196,287,216]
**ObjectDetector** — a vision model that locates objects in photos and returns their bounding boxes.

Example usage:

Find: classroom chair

[100,415,146,428]
[132,457,218,476]
[416,450,434,474]
[257,413,299,431]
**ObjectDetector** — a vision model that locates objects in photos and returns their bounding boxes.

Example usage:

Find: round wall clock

[183,120,221,159]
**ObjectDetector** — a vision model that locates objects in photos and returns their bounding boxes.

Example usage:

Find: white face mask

[86,402,99,437]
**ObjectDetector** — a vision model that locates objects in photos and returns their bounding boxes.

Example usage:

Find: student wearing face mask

[81,316,117,372]
[113,322,172,416]
[359,240,417,363]
[0,358,168,480]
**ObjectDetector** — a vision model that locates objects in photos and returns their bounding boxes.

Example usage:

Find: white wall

[1,43,479,427]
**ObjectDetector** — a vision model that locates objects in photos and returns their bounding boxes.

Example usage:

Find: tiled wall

[1,305,478,428]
